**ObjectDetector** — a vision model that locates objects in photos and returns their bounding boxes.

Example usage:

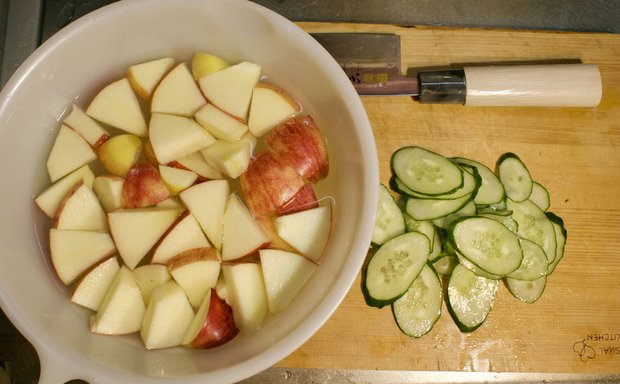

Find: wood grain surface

[277,22,620,374]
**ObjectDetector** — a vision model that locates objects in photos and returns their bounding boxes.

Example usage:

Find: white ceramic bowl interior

[0,1,378,383]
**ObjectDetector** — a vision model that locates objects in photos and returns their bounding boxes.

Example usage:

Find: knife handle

[419,64,602,107]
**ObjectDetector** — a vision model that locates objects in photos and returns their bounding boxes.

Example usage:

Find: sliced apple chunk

[46,124,96,183]
[63,104,110,149]
[276,183,318,216]
[35,165,95,218]
[151,211,210,264]
[71,256,120,311]
[159,165,198,195]
[97,133,143,178]
[53,181,108,231]
[86,78,147,137]
[265,115,328,183]
[191,52,230,80]
[248,82,301,137]
[156,196,184,209]
[171,151,222,181]
[141,280,195,349]
[222,263,268,332]
[222,194,271,261]
[179,180,229,250]
[108,207,182,269]
[149,113,216,165]
[151,62,206,117]
[121,163,170,209]
[49,228,116,285]
[200,137,253,179]
[240,151,305,217]
[195,104,249,142]
[260,249,318,313]
[127,57,175,99]
[90,266,145,335]
[198,61,261,121]
[133,264,172,304]
[183,289,239,349]
[168,247,221,308]
[92,175,124,213]
[275,205,331,262]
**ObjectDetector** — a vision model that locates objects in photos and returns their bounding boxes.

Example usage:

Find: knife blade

[312,32,602,107]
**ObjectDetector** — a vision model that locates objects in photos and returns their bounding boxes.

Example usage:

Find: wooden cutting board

[277,22,620,375]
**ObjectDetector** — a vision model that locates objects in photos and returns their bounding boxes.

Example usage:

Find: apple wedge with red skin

[275,183,318,216]
[122,163,170,209]
[240,151,305,217]
[265,115,328,183]
[184,289,239,349]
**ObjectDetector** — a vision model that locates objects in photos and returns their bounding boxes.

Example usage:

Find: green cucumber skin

[371,183,406,247]
[446,265,498,333]
[390,146,464,196]
[496,152,533,203]
[451,157,505,205]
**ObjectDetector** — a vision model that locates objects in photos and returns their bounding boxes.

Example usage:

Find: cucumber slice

[372,184,406,246]
[428,228,443,261]
[362,232,430,308]
[433,200,477,229]
[391,146,463,196]
[507,199,557,264]
[456,252,502,280]
[405,193,473,221]
[447,264,499,332]
[506,275,547,303]
[392,264,443,338]
[451,157,505,205]
[478,212,519,234]
[529,181,550,211]
[433,255,459,276]
[507,238,547,280]
[392,165,480,201]
[449,216,523,276]
[497,152,533,203]
[402,213,435,251]
[545,212,567,274]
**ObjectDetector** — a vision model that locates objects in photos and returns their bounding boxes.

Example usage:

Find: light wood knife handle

[463,64,602,107]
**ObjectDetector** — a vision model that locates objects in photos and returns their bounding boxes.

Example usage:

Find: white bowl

[0,1,378,383]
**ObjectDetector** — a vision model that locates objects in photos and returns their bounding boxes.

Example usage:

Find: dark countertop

[1,1,619,383]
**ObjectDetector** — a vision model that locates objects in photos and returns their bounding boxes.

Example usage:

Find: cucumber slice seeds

[368,147,566,338]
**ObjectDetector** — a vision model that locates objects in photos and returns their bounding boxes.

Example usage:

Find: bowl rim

[0,0,379,383]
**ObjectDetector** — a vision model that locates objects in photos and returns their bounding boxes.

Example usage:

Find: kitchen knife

[312,33,602,107]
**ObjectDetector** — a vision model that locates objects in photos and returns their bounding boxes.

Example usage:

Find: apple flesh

[248,82,301,137]
[121,163,170,209]
[151,62,206,117]
[35,165,95,218]
[71,256,120,311]
[133,264,172,304]
[90,266,146,335]
[167,247,221,308]
[92,175,124,213]
[46,124,97,183]
[149,113,216,165]
[62,104,110,149]
[127,57,175,100]
[170,151,222,181]
[222,194,271,261]
[275,183,319,216]
[183,289,239,349]
[198,61,261,121]
[200,136,254,179]
[191,52,230,80]
[53,181,108,231]
[240,151,305,217]
[108,207,182,269]
[274,205,332,262]
[259,249,318,313]
[49,228,116,285]
[265,115,328,183]
[158,164,198,195]
[179,180,229,250]
[97,134,143,178]
[222,263,268,332]
[140,280,195,349]
[194,104,249,142]
[151,211,210,264]
[86,78,147,137]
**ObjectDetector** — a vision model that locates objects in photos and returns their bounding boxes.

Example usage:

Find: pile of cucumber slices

[364,146,567,337]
